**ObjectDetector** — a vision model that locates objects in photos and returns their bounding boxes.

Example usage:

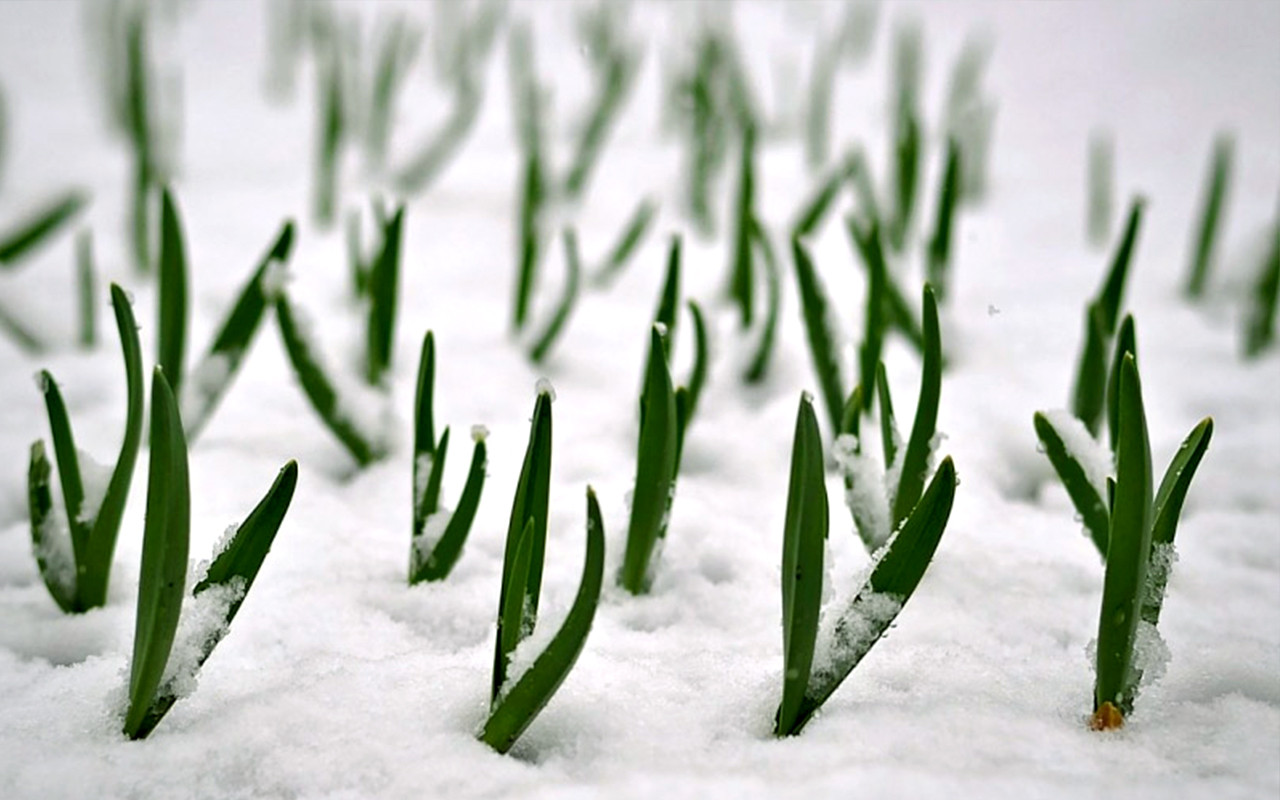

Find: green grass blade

[886,103,920,253]
[123,368,191,740]
[79,285,146,609]
[679,299,709,427]
[876,361,899,473]
[592,196,657,287]
[184,221,295,439]
[274,291,383,466]
[653,235,682,357]
[1033,411,1109,557]
[480,486,605,754]
[775,394,828,737]
[787,457,957,735]
[28,440,76,613]
[1185,134,1233,299]
[1105,315,1137,454]
[313,48,343,228]
[850,215,886,416]
[411,431,487,584]
[563,46,637,199]
[530,227,584,363]
[1096,198,1144,335]
[0,191,88,266]
[1144,417,1212,626]
[1093,354,1152,726]
[76,230,96,348]
[494,387,553,699]
[1071,301,1110,437]
[620,326,679,594]
[926,138,962,302]
[157,188,188,397]
[728,123,757,329]
[891,286,942,529]
[791,235,846,436]
[496,517,536,703]
[743,218,781,383]
[413,329,437,464]
[1242,217,1279,358]
[366,206,404,387]
[420,428,450,528]
[512,148,544,332]
[1086,131,1114,247]
[792,153,856,239]
[393,81,482,194]
[37,372,89,567]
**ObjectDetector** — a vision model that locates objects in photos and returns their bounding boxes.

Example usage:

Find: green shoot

[313,30,345,229]
[1086,131,1114,248]
[728,123,757,329]
[1070,198,1144,435]
[492,385,553,701]
[676,299,709,461]
[1145,417,1212,627]
[563,3,639,199]
[743,219,781,383]
[620,326,679,595]
[28,284,144,613]
[926,138,962,303]
[854,217,886,417]
[274,289,385,466]
[480,486,604,754]
[157,187,188,396]
[512,147,545,333]
[790,235,846,436]
[1184,134,1233,299]
[591,196,658,287]
[1242,209,1279,358]
[529,228,584,364]
[653,235,682,357]
[792,152,859,239]
[890,286,942,528]
[1105,315,1137,455]
[940,34,994,205]
[365,205,404,387]
[123,368,297,739]
[847,214,924,357]
[885,21,923,253]
[0,191,89,267]
[776,395,957,737]
[76,230,96,349]
[1032,411,1109,556]
[410,331,488,584]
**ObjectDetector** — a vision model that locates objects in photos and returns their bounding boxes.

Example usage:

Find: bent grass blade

[0,190,88,267]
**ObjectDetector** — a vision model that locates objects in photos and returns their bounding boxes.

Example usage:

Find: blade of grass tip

[366,206,405,387]
[412,428,487,584]
[78,285,146,609]
[1032,411,1109,558]
[1105,314,1137,454]
[926,138,962,303]
[728,122,757,329]
[274,291,381,466]
[887,102,921,253]
[875,361,899,473]
[28,441,77,612]
[792,153,857,239]
[134,459,299,738]
[679,299,709,426]
[620,325,679,594]
[743,217,781,383]
[480,485,605,754]
[592,196,657,287]
[157,188,188,397]
[512,147,544,333]
[1185,134,1233,299]
[1096,198,1145,336]
[494,386,553,699]
[653,235,682,358]
[891,285,942,528]
[419,428,450,530]
[1070,301,1110,437]
[775,393,828,737]
[791,234,847,436]
[1144,417,1212,626]
[1092,354,1152,729]
[1086,131,1114,248]
[1242,215,1280,358]
[76,230,96,348]
[529,227,584,364]
[412,331,438,513]
[0,191,89,266]
[346,209,369,299]
[123,368,191,740]
[185,221,295,439]
[37,372,89,569]
[789,456,957,735]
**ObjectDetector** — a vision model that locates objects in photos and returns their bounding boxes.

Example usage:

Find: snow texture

[1041,408,1113,496]
[180,353,233,426]
[832,433,892,549]
[158,578,246,702]
[73,448,112,526]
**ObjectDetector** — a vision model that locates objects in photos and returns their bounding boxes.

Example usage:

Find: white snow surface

[1,2,1278,799]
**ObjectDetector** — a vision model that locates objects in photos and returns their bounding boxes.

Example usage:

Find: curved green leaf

[157,187,188,396]
[891,285,942,528]
[1033,412,1109,557]
[743,218,780,383]
[0,190,88,266]
[366,206,404,386]
[1144,417,1212,626]
[529,227,583,363]
[28,440,76,613]
[411,433,487,584]
[480,486,605,754]
[791,235,845,436]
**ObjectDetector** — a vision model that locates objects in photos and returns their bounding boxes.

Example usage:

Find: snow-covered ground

[1,1,1277,797]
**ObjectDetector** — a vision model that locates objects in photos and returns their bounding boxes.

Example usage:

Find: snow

[0,1,1278,798]
[179,352,233,430]
[1041,407,1113,497]
[73,448,112,526]
[157,578,246,703]
[31,510,75,602]
[831,433,893,549]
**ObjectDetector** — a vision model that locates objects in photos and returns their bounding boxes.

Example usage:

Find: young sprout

[511,147,545,333]
[743,218,781,383]
[1184,133,1233,299]
[776,393,957,737]
[410,331,487,584]
[122,367,297,739]
[591,196,658,288]
[728,122,757,329]
[940,34,995,206]
[28,285,143,613]
[1086,131,1114,248]
[364,205,405,387]
[311,18,346,229]
[925,138,962,303]
[0,191,89,267]
[884,20,923,253]
[76,231,96,349]
[1242,210,1279,358]
[364,13,422,171]
[529,228,584,364]
[790,235,846,436]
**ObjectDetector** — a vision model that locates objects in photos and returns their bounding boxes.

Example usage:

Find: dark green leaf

[1144,417,1212,626]
[891,286,942,528]
[1185,134,1233,299]
[157,188,188,396]
[411,433,487,584]
[791,235,846,436]
[0,191,88,266]
[28,441,76,613]
[1033,411,1109,557]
